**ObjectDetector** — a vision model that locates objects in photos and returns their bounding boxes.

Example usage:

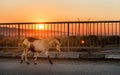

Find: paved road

[0,58,120,75]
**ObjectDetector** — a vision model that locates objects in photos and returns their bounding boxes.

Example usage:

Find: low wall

[0,51,120,59]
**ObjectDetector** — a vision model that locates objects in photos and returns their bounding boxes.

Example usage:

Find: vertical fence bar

[68,22,70,51]
[115,22,117,35]
[96,23,98,47]
[112,23,113,36]
[108,22,109,36]
[18,24,20,48]
[78,22,80,47]
[85,23,87,47]
[82,23,84,36]
[119,22,120,47]
[89,22,91,35]
[104,23,106,47]
[60,23,62,38]
[100,23,102,47]
[53,24,55,37]
[25,24,26,37]
[107,22,109,47]
[71,23,73,47]
[82,23,85,46]
[50,24,52,38]
[93,23,95,35]
[63,23,65,47]
[115,22,117,46]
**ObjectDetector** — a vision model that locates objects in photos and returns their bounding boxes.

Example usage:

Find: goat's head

[54,38,61,52]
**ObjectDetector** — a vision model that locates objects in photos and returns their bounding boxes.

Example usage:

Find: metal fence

[0,21,120,51]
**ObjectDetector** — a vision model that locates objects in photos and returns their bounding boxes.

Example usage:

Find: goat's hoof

[20,61,23,64]
[34,62,37,65]
[26,62,30,65]
[50,62,53,64]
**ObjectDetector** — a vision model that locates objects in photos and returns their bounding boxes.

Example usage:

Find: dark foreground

[0,58,120,75]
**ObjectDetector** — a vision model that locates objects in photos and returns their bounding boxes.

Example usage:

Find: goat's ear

[54,37,60,42]
[57,38,61,42]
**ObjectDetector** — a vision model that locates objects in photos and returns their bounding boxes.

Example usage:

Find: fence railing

[0,21,120,51]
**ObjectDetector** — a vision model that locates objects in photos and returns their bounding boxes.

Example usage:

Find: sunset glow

[37,24,44,30]
[0,0,120,22]
[0,0,120,37]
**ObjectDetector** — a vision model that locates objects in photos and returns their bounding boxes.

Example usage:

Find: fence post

[68,22,70,51]
[18,24,20,48]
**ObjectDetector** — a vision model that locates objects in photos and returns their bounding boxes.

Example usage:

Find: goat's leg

[48,55,53,64]
[25,49,30,65]
[25,53,30,64]
[45,51,53,64]
[20,50,25,64]
[33,52,39,64]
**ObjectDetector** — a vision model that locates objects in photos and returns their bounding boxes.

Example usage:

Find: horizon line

[0,20,120,24]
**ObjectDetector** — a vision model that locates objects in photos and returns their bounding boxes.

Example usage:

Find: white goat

[20,37,61,64]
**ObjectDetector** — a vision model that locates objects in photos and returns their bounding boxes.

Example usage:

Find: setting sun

[38,24,44,30]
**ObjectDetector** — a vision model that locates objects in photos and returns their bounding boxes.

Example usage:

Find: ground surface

[0,58,120,75]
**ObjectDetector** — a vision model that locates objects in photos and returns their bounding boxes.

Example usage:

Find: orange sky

[0,0,120,22]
